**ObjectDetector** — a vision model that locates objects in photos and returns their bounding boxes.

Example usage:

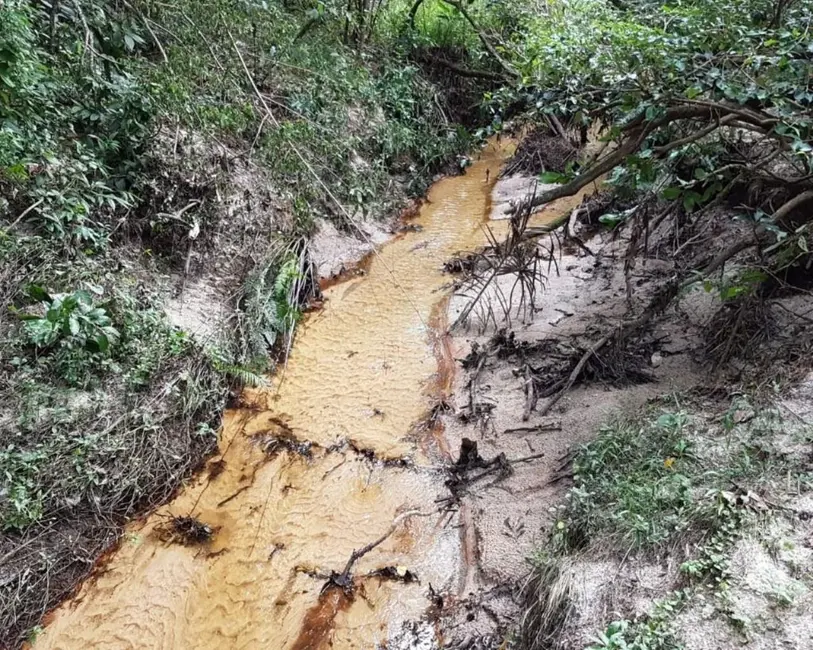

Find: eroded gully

[30,140,515,650]
[34,136,596,650]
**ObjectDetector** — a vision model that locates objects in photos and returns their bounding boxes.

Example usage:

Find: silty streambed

[34,141,518,650]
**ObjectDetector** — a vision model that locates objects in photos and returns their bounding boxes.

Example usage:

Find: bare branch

[439,0,519,78]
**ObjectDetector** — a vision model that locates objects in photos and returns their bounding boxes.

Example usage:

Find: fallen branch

[504,423,562,435]
[772,190,813,226]
[336,509,435,586]
[3,198,44,232]
[450,451,547,494]
[426,56,507,82]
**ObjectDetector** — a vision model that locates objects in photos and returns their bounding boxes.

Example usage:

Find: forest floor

[423,134,813,650]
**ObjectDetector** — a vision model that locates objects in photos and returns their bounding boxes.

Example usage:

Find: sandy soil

[426,174,708,647]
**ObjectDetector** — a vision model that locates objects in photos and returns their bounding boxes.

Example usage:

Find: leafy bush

[18,286,118,353]
[1,0,155,245]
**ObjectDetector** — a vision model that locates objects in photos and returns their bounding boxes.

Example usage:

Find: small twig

[522,363,537,421]
[217,485,251,508]
[504,423,562,435]
[3,198,44,232]
[140,14,169,63]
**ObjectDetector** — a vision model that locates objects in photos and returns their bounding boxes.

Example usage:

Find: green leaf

[74,290,93,306]
[26,284,51,302]
[685,85,703,99]
[683,191,702,212]
[721,285,747,301]
[90,334,110,353]
[662,186,681,200]
[599,212,625,227]
[539,171,568,184]
[657,413,680,429]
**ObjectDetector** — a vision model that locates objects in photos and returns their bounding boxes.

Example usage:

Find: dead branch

[538,333,611,416]
[772,190,813,226]
[3,198,44,232]
[438,0,519,79]
[504,423,562,434]
[652,113,737,156]
[426,56,507,82]
[337,509,435,584]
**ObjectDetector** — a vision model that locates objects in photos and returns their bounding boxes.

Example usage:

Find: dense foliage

[495,0,813,295]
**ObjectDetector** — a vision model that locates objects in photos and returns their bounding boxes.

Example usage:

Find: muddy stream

[33,140,580,650]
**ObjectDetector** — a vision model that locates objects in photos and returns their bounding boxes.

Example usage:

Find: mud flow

[33,142,514,650]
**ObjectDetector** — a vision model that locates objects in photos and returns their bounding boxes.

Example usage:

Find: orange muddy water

[34,141,516,650]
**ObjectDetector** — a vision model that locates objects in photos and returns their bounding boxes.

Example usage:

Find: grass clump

[559,411,696,551]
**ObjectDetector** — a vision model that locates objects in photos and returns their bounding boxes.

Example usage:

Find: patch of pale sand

[557,558,677,647]
[387,621,438,650]
[308,217,393,279]
[780,371,813,424]
[730,538,808,599]
[628,563,675,618]
[489,174,542,220]
[165,275,230,341]
[567,560,619,642]
[675,605,738,650]
[438,175,705,646]
[675,536,813,649]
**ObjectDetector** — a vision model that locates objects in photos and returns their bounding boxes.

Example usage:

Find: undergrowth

[518,393,813,650]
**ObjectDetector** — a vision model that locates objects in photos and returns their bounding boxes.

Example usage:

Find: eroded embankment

[32,142,513,650]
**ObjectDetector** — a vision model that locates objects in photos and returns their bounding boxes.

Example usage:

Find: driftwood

[326,509,436,593]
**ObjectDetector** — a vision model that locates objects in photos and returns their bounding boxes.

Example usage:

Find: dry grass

[517,556,575,650]
[452,190,557,332]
